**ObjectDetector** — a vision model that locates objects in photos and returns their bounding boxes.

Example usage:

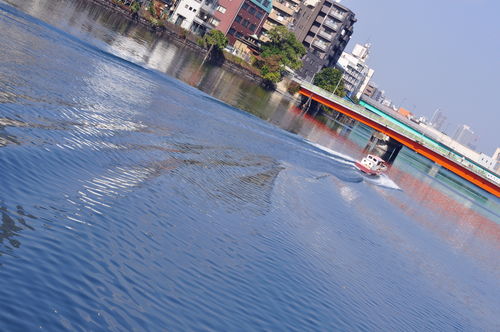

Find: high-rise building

[430,108,447,132]
[336,43,374,99]
[453,124,478,150]
[292,0,356,81]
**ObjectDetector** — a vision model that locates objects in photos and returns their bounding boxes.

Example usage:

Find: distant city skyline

[342,0,499,155]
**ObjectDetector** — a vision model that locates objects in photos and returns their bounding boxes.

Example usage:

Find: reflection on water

[383,166,500,266]
[0,206,35,253]
[1,0,498,248]
[1,0,500,330]
[2,0,498,229]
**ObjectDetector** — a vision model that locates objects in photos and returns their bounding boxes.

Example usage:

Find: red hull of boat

[354,162,380,176]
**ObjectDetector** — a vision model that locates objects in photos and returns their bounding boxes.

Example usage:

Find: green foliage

[313,67,346,97]
[262,71,281,83]
[200,30,228,50]
[255,55,282,83]
[257,26,306,83]
[148,17,160,26]
[261,26,306,70]
[130,1,140,13]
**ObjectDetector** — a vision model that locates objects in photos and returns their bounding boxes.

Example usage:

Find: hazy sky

[341,0,499,155]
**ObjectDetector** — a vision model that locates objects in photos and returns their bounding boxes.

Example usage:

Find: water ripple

[0,1,499,331]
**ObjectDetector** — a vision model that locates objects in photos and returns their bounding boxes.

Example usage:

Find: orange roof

[398,107,412,117]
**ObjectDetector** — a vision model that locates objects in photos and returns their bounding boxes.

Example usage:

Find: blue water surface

[0,2,499,331]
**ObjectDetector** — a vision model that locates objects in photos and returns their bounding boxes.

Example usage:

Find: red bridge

[296,80,500,198]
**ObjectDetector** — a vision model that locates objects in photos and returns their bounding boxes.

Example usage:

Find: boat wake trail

[363,173,402,190]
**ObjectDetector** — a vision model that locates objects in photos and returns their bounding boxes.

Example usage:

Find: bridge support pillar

[364,131,403,164]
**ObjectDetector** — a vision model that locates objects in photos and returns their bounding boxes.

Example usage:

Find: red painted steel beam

[299,88,500,197]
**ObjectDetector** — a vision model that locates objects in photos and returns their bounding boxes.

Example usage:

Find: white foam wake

[363,173,402,190]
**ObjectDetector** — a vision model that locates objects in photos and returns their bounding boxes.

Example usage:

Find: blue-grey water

[1,0,499,330]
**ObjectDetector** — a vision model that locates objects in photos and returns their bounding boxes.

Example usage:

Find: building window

[249,24,256,32]
[242,19,250,28]
[217,5,226,13]
[263,0,270,7]
[175,15,185,26]
[255,11,263,19]
[242,3,249,10]
[236,31,243,38]
[235,15,242,23]
[229,28,236,35]
[210,18,220,26]
[249,7,256,15]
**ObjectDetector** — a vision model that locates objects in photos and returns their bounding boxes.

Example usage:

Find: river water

[1,0,499,330]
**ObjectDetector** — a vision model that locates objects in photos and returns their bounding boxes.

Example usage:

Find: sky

[341,0,499,155]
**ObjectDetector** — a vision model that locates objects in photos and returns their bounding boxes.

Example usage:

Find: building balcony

[262,20,275,32]
[323,19,339,31]
[273,1,295,16]
[318,29,333,41]
[312,39,328,51]
[304,35,314,44]
[200,2,216,15]
[310,25,319,34]
[315,14,326,25]
[329,11,344,20]
[193,15,215,30]
[268,10,285,24]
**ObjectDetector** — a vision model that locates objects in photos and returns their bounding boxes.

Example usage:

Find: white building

[430,108,447,131]
[336,43,375,99]
[478,153,495,170]
[170,0,217,35]
[453,124,478,150]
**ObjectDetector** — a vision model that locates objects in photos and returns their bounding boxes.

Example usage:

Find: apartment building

[224,0,271,45]
[293,0,355,81]
[260,0,301,40]
[170,0,219,35]
[336,43,374,99]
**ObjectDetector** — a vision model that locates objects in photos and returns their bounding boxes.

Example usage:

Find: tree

[257,26,306,83]
[313,67,346,97]
[199,29,228,51]
[198,29,228,64]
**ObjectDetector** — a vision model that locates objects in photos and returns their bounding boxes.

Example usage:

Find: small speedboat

[354,154,387,176]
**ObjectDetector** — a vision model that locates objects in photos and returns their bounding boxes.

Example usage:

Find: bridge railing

[295,78,500,185]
